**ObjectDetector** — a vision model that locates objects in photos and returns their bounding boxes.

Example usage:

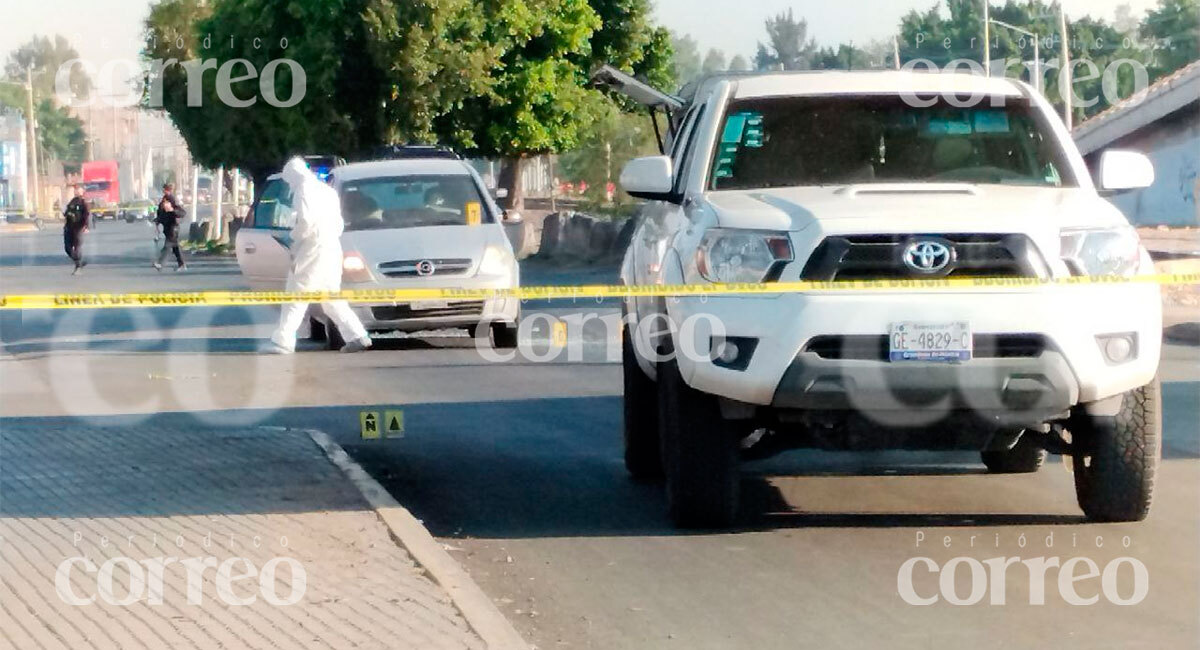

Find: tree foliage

[756,9,817,70]
[4,35,92,102]
[143,0,391,187]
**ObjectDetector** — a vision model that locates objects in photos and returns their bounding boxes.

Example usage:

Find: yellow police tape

[0,273,1196,310]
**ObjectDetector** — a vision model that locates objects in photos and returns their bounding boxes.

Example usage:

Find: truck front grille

[800,234,1049,281]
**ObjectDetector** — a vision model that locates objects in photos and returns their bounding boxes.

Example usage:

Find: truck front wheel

[658,354,740,528]
[1071,378,1161,522]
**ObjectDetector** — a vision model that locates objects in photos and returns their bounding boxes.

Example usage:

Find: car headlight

[695,229,793,283]
[1060,226,1141,277]
[342,252,372,283]
[478,246,513,276]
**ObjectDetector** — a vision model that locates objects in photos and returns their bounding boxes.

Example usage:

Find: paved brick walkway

[0,422,485,650]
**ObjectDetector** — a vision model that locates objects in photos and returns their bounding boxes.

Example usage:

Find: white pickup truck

[600,68,1161,528]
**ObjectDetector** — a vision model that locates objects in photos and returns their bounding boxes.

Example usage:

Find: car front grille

[803,334,1050,361]
[378,258,473,278]
[800,234,1049,281]
[371,301,485,320]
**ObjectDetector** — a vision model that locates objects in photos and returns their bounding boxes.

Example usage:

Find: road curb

[304,428,530,650]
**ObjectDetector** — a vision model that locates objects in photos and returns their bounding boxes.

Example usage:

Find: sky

[1,0,1167,95]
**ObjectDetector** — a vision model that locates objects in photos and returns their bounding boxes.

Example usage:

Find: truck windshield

[340,175,491,231]
[83,181,111,191]
[709,94,1076,190]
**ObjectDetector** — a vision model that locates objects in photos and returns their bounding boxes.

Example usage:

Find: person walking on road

[62,184,89,275]
[269,157,372,354]
[154,182,188,272]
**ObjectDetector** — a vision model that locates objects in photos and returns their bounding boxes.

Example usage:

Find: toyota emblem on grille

[902,240,953,273]
[416,260,436,276]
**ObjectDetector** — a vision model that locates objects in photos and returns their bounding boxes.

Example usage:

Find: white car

[236,158,521,347]
[608,70,1162,528]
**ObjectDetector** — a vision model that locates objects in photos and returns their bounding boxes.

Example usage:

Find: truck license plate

[888,321,972,362]
[410,300,450,310]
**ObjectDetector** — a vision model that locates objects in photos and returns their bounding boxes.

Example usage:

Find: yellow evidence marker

[465,202,482,226]
[360,411,380,440]
[384,410,405,439]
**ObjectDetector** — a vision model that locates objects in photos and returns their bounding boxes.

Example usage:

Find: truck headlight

[695,229,793,283]
[1060,226,1141,277]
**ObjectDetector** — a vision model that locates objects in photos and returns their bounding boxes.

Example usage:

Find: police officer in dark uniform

[62,184,89,275]
[154,182,188,271]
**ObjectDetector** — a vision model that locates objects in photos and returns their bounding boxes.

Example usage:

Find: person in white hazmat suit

[269,158,372,354]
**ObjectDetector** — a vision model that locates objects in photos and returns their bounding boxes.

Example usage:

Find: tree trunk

[497,157,525,212]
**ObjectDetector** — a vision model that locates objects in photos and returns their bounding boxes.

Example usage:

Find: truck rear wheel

[658,354,739,528]
[1071,378,1161,522]
[622,326,661,480]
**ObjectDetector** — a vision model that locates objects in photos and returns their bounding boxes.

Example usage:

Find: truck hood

[704,184,1128,235]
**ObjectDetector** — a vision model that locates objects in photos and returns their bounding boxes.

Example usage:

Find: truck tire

[658,353,739,528]
[622,326,662,480]
[981,432,1046,473]
[1071,378,1161,522]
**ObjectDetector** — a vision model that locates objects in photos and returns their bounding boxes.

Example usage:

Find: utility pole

[990,18,1042,93]
[214,165,224,241]
[1060,9,1072,129]
[893,35,901,70]
[25,65,39,216]
[982,1,991,76]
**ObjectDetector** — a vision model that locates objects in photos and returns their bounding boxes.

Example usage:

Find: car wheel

[1071,378,1161,522]
[623,325,662,480]
[491,322,519,349]
[309,317,328,342]
[981,431,1047,473]
[468,322,493,347]
[658,351,739,528]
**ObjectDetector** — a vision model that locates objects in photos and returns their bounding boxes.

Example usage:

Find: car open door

[235,176,295,289]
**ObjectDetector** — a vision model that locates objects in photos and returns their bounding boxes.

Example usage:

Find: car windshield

[340,174,490,231]
[709,94,1076,190]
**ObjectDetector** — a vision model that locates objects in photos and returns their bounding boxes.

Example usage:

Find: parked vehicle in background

[608,69,1162,529]
[235,155,522,348]
[119,199,156,223]
[81,160,120,219]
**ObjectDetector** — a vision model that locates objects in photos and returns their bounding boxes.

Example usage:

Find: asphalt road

[2,223,1198,649]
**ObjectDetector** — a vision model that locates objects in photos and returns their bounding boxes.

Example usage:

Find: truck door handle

[244,243,256,254]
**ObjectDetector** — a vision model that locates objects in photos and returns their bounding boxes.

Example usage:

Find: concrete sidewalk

[0,422,492,650]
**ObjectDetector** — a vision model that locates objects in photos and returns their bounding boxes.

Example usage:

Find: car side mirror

[502,210,522,224]
[494,187,509,200]
[620,155,675,202]
[1097,150,1154,193]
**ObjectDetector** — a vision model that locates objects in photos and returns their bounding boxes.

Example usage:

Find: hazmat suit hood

[281,157,315,190]
[279,157,346,292]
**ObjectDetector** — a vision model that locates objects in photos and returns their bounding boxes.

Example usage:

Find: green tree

[1142,0,1199,79]
[728,54,750,71]
[701,49,728,74]
[144,0,391,192]
[0,85,86,174]
[4,35,92,104]
[671,33,702,87]
[756,9,817,70]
